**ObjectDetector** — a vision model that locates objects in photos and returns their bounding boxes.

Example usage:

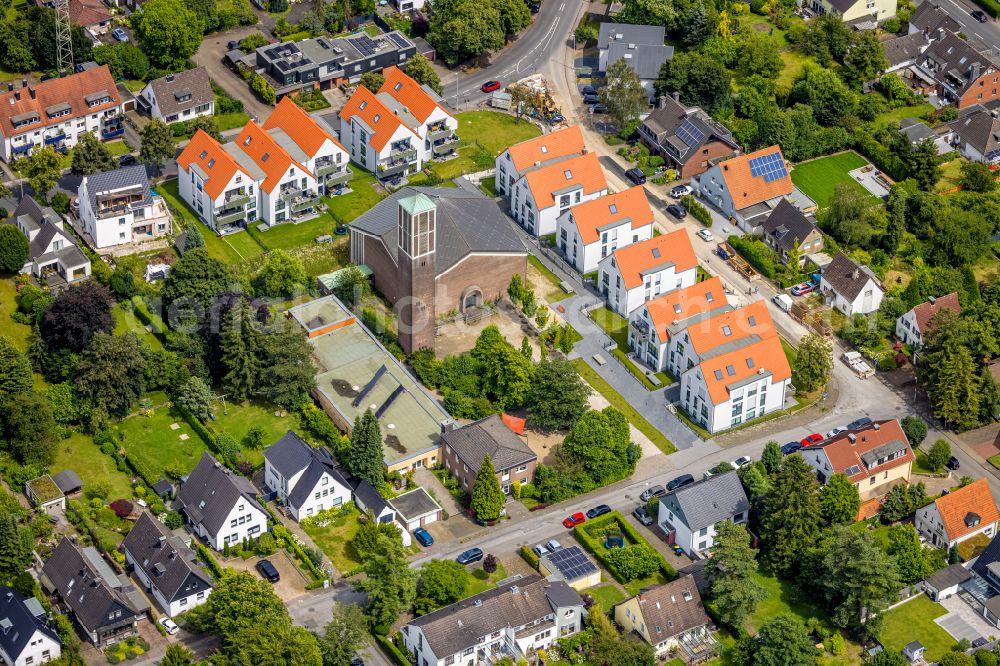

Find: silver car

[639,485,666,502]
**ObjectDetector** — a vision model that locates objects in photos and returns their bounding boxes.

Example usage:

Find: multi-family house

[614,576,717,661]
[339,66,457,180]
[440,415,537,496]
[175,453,269,551]
[970,536,1000,625]
[496,125,586,198]
[883,32,933,75]
[261,96,353,196]
[0,586,61,666]
[555,186,655,275]
[805,0,895,27]
[639,95,740,179]
[137,68,214,123]
[597,230,698,316]
[596,24,674,101]
[263,431,352,521]
[907,2,961,35]
[670,301,792,433]
[947,104,1000,164]
[176,129,258,232]
[77,165,172,249]
[819,252,884,316]
[918,31,1000,109]
[693,146,795,234]
[402,575,584,666]
[0,66,124,162]
[121,512,214,617]
[10,197,90,288]
[916,478,1000,549]
[801,419,914,501]
[657,471,750,554]
[759,199,823,267]
[896,292,960,348]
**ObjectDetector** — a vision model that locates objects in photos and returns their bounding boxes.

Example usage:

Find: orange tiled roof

[686,300,774,357]
[699,334,791,405]
[912,292,961,334]
[818,419,914,483]
[234,121,309,194]
[717,145,793,211]
[263,96,346,158]
[609,230,698,290]
[378,66,450,126]
[935,478,1000,542]
[0,65,120,138]
[339,85,412,152]
[857,498,882,522]
[70,0,112,27]
[523,152,607,211]
[506,125,586,172]
[568,186,654,245]
[176,130,250,200]
[645,276,727,341]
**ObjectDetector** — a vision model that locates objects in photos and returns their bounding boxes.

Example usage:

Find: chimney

[510,585,519,594]
[165,74,174,82]
[672,91,680,103]
[28,87,35,100]
[873,423,881,431]
[13,90,19,101]
[21,78,26,88]
[928,295,936,304]
[5,83,11,92]
[658,95,667,109]
[158,536,166,546]
[848,433,857,444]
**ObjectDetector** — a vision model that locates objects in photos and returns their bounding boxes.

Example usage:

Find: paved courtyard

[937,594,995,642]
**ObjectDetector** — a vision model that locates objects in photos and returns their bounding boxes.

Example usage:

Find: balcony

[223,188,251,207]
[377,159,408,178]
[215,207,246,225]
[389,145,417,162]
[44,132,66,145]
[11,142,34,155]
[427,123,452,142]
[288,193,320,212]
[102,122,124,140]
[432,134,459,156]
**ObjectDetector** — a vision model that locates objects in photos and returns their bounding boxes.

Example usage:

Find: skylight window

[207,159,215,168]
[394,82,402,91]
[748,315,757,326]
[374,114,381,123]
[609,203,618,214]
[706,292,714,303]
[673,304,682,314]
[243,137,251,146]
[726,364,735,376]
[722,325,732,336]
[564,169,572,179]
[199,150,207,159]
[714,369,723,380]
[746,357,755,368]
[360,101,367,110]
[652,248,661,258]
[261,153,269,162]
[541,145,548,154]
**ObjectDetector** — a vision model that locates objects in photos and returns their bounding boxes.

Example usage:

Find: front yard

[880,595,956,663]
[790,151,875,208]
[301,503,363,574]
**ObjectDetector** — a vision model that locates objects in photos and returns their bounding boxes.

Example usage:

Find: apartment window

[248,525,260,535]
[197,592,205,600]
[179,597,188,606]
[444,657,455,666]
[869,476,876,486]
[315,492,321,499]
[322,476,329,485]
[119,218,126,226]
[230,519,237,527]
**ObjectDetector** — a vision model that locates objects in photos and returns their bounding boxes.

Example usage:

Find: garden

[104,636,149,663]
[573,511,675,595]
[789,151,876,209]
[301,502,364,574]
[879,595,956,663]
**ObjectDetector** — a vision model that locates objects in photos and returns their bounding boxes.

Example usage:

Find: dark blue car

[456,548,483,565]
[413,528,433,547]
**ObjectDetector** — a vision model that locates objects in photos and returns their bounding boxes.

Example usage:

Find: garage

[389,488,442,532]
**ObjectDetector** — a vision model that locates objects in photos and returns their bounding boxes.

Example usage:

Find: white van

[772,293,793,313]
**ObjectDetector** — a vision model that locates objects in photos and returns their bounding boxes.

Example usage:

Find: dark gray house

[441,415,536,496]
[656,471,750,556]
[638,95,740,179]
[0,586,61,665]
[760,198,824,266]
[597,23,672,101]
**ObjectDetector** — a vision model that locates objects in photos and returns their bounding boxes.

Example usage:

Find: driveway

[937,594,995,642]
[218,550,310,602]
[191,26,272,122]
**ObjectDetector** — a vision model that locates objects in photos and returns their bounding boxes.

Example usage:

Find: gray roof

[660,471,749,532]
[0,586,60,662]
[598,23,665,50]
[822,252,881,301]
[908,2,961,34]
[972,534,1000,586]
[899,117,936,143]
[825,0,862,14]
[640,96,736,166]
[408,575,582,657]
[388,488,441,522]
[84,164,152,215]
[352,479,391,517]
[925,562,971,590]
[920,32,999,97]
[52,469,82,494]
[152,479,172,498]
[761,198,819,253]
[11,196,84,266]
[949,105,1000,159]
[145,67,213,119]
[176,453,265,536]
[625,575,711,641]
[441,415,535,475]
[263,431,349,510]
[605,42,673,80]
[121,512,213,604]
[350,186,526,275]
[883,32,930,67]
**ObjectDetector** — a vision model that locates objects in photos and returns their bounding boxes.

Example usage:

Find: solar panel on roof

[388,32,409,49]
[748,151,788,183]
[676,119,704,148]
[845,465,861,476]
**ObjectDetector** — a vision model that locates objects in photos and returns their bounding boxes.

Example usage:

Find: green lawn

[0,279,32,351]
[220,229,266,260]
[113,305,163,351]
[156,180,245,264]
[591,306,629,349]
[584,583,627,609]
[214,112,250,132]
[739,13,791,48]
[776,50,818,89]
[302,504,363,574]
[746,573,832,632]
[465,561,509,597]
[624,572,670,596]
[57,139,132,169]
[116,407,209,480]
[249,209,346,251]
[209,401,300,467]
[528,255,567,303]
[51,432,133,499]
[880,595,956,663]
[571,359,676,455]
[324,169,385,224]
[790,151,875,208]
[874,102,936,127]
[935,158,966,193]
[480,177,498,198]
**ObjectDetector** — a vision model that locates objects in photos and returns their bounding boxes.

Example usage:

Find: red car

[481,80,501,93]
[790,282,816,296]
[563,512,586,528]
[801,433,824,447]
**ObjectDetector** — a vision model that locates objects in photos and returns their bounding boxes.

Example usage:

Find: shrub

[680,195,712,227]
[727,235,779,279]
[520,544,540,570]
[109,499,133,518]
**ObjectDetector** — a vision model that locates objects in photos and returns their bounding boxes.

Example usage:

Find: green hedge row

[131,296,167,341]
[727,235,779,280]
[374,633,413,666]
[573,511,676,583]
[122,450,158,487]
[176,405,220,454]
[196,543,224,580]
[680,195,712,227]
[971,0,1000,18]
[273,524,323,581]
[520,544,540,570]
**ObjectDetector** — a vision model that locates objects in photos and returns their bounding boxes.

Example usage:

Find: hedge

[196,543,224,580]
[131,296,166,341]
[573,511,676,583]
[273,524,323,581]
[680,195,712,227]
[176,405,219,454]
[520,544,540,570]
[374,632,413,666]
[971,0,1000,17]
[122,451,157,487]
[727,235,779,280]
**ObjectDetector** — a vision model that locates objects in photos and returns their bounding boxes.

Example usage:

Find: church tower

[397,193,437,352]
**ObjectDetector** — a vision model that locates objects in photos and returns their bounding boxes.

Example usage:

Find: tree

[960,161,996,193]
[526,359,591,430]
[706,521,766,629]
[927,439,952,472]
[599,58,648,130]
[427,0,505,66]
[354,533,417,629]
[109,266,137,300]
[562,409,630,484]
[221,300,261,401]
[793,333,833,393]
[789,65,857,125]
[822,183,878,246]
[870,650,908,666]
[333,265,371,306]
[15,146,62,197]
[900,415,928,447]
[70,131,117,175]
[256,318,315,409]
[3,391,56,465]
[91,43,150,80]
[240,32,270,53]
[359,71,385,93]
[739,614,816,666]
[160,644,196,666]
[940,653,976,666]
[139,119,176,169]
[822,526,898,633]
[255,250,307,297]
[403,53,442,95]
[162,247,234,311]
[819,473,861,525]
[930,344,980,430]
[483,554,497,574]
[220,622,323,665]
[975,649,999,666]
[478,334,534,409]
[184,223,205,252]
[191,571,288,642]
[415,559,470,615]
[40,281,114,353]
[470,454,504,522]
[132,0,203,68]
[0,225,28,273]
[345,409,384,487]
[493,0,531,35]
[880,482,928,523]
[761,441,782,475]
[887,524,927,585]
[736,32,783,80]
[320,603,369,666]
[187,115,221,141]
[74,332,147,416]
[0,514,32,580]
[0,336,32,403]
[658,51,732,114]
[618,0,674,27]
[176,376,213,421]
[843,31,888,86]
[760,455,821,575]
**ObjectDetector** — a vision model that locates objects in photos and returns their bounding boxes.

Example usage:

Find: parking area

[191,27,273,122]
[218,550,310,602]
[937,595,996,642]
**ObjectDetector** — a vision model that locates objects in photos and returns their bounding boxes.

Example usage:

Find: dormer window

[85,91,112,107]
[374,114,380,123]
[262,153,269,162]
[207,159,215,168]
[199,150,208,159]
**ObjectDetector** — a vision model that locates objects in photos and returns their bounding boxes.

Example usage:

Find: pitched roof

[910,292,961,334]
[121,512,213,603]
[641,96,736,166]
[949,105,1000,160]
[408,575,582,657]
[567,186,654,245]
[175,453,265,536]
[52,469,82,494]
[825,0,862,13]
[925,562,971,590]
[176,129,252,200]
[338,85,412,152]
[934,478,1000,542]
[815,419,914,482]
[352,479,391,517]
[909,3,961,34]
[0,65,120,138]
[378,66,451,125]
[234,121,309,194]
[505,125,586,172]
[920,32,999,97]
[685,300,775,359]
[0,586,59,661]
[441,415,536,474]
[699,334,791,404]
[822,252,882,301]
[524,151,607,210]
[263,431,349,510]
[972,533,1000,583]
[145,68,213,120]
[625,575,711,641]
[761,199,819,253]
[645,276,730,342]
[263,96,347,157]
[70,0,112,26]
[83,164,151,214]
[664,471,749,532]
[716,146,793,211]
[883,32,931,67]
[607,230,697,290]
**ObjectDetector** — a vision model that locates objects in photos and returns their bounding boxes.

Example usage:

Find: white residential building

[263,431,352,522]
[555,185,654,274]
[657,471,750,555]
[78,165,172,249]
[137,68,213,123]
[11,197,90,287]
[896,292,961,348]
[916,478,1000,549]
[175,453,269,551]
[819,252,884,316]
[597,230,698,316]
[0,586,61,666]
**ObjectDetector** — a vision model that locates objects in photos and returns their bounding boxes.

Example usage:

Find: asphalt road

[917,0,1000,50]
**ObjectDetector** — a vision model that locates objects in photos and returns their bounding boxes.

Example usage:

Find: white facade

[196,497,268,552]
[896,308,923,347]
[508,174,607,238]
[123,550,210,618]
[819,275,884,316]
[555,209,653,275]
[78,180,171,250]
[2,105,124,163]
[138,86,213,124]
[341,117,421,177]
[15,218,90,284]
[178,165,256,232]
[0,629,60,666]
[916,502,999,549]
[263,461,351,522]
[598,256,697,317]
[679,367,790,434]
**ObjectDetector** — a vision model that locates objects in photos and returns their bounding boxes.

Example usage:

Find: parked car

[563,512,586,528]
[581,85,597,96]
[158,618,179,635]
[790,282,816,296]
[696,228,714,242]
[586,504,612,519]
[112,28,128,42]
[801,433,824,447]
[825,425,848,439]
[547,539,562,551]
[413,527,433,547]
[528,1,540,12]
[847,417,872,430]
[666,473,695,491]
[947,456,961,471]
[582,93,600,104]
[118,154,136,167]
[633,506,654,526]
[972,8,989,22]
[350,657,365,666]
[481,80,501,93]
[256,559,280,583]
[456,548,484,565]
[780,441,803,456]
[972,638,988,649]
[625,168,646,185]
[666,203,687,219]
[591,103,608,114]
[670,184,693,198]
[532,543,550,556]
[639,485,666,502]
[227,39,241,50]
[731,456,752,469]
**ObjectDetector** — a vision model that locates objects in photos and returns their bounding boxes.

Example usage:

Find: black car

[591,103,608,114]
[946,456,961,471]
[666,204,687,219]
[582,93,600,105]
[456,548,483,565]
[256,559,280,583]
[639,485,666,502]
[846,417,872,430]
[972,8,989,22]
[632,506,654,526]
[780,441,803,456]
[227,39,241,50]
[666,474,695,492]
[586,504,612,519]
[118,154,137,167]
[625,168,646,185]
[581,85,597,96]
[350,657,365,666]
[972,638,989,649]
